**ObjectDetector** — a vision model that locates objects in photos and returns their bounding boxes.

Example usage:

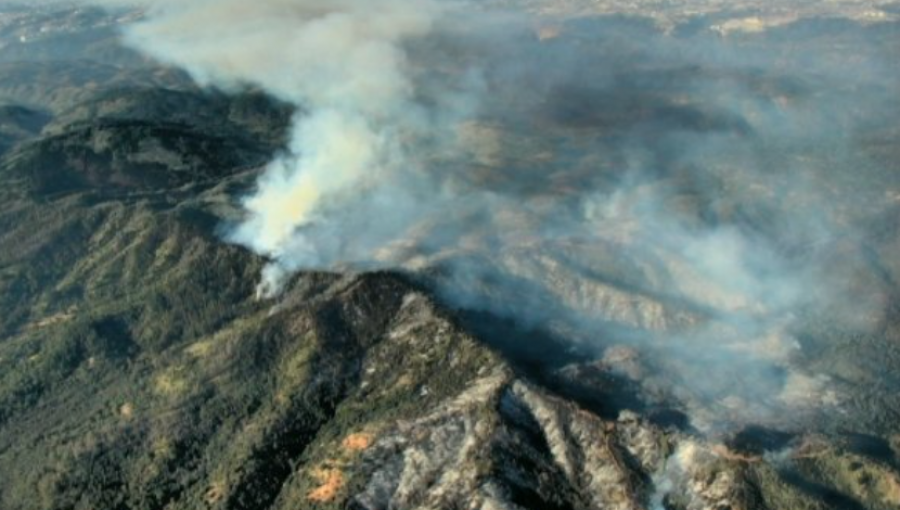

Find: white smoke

[103,0,443,295]
[90,0,896,430]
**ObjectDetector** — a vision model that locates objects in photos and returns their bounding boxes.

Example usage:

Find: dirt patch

[342,432,374,453]
[307,467,345,503]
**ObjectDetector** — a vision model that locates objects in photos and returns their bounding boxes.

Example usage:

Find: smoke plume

[103,0,899,431]
[105,0,443,294]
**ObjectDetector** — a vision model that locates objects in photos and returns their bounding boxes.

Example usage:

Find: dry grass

[185,339,214,358]
[882,473,900,506]
[26,309,76,331]
[204,481,226,505]
[154,367,189,396]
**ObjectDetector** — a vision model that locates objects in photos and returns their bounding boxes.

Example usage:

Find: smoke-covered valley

[100,0,900,434]
[0,1,899,509]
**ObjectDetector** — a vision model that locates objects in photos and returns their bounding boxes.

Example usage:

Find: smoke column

[105,0,442,295]
[100,0,898,432]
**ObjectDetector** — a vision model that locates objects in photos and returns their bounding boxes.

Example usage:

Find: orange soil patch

[342,433,374,453]
[307,468,345,503]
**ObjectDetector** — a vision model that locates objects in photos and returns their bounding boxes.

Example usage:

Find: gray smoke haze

[94,0,900,432]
